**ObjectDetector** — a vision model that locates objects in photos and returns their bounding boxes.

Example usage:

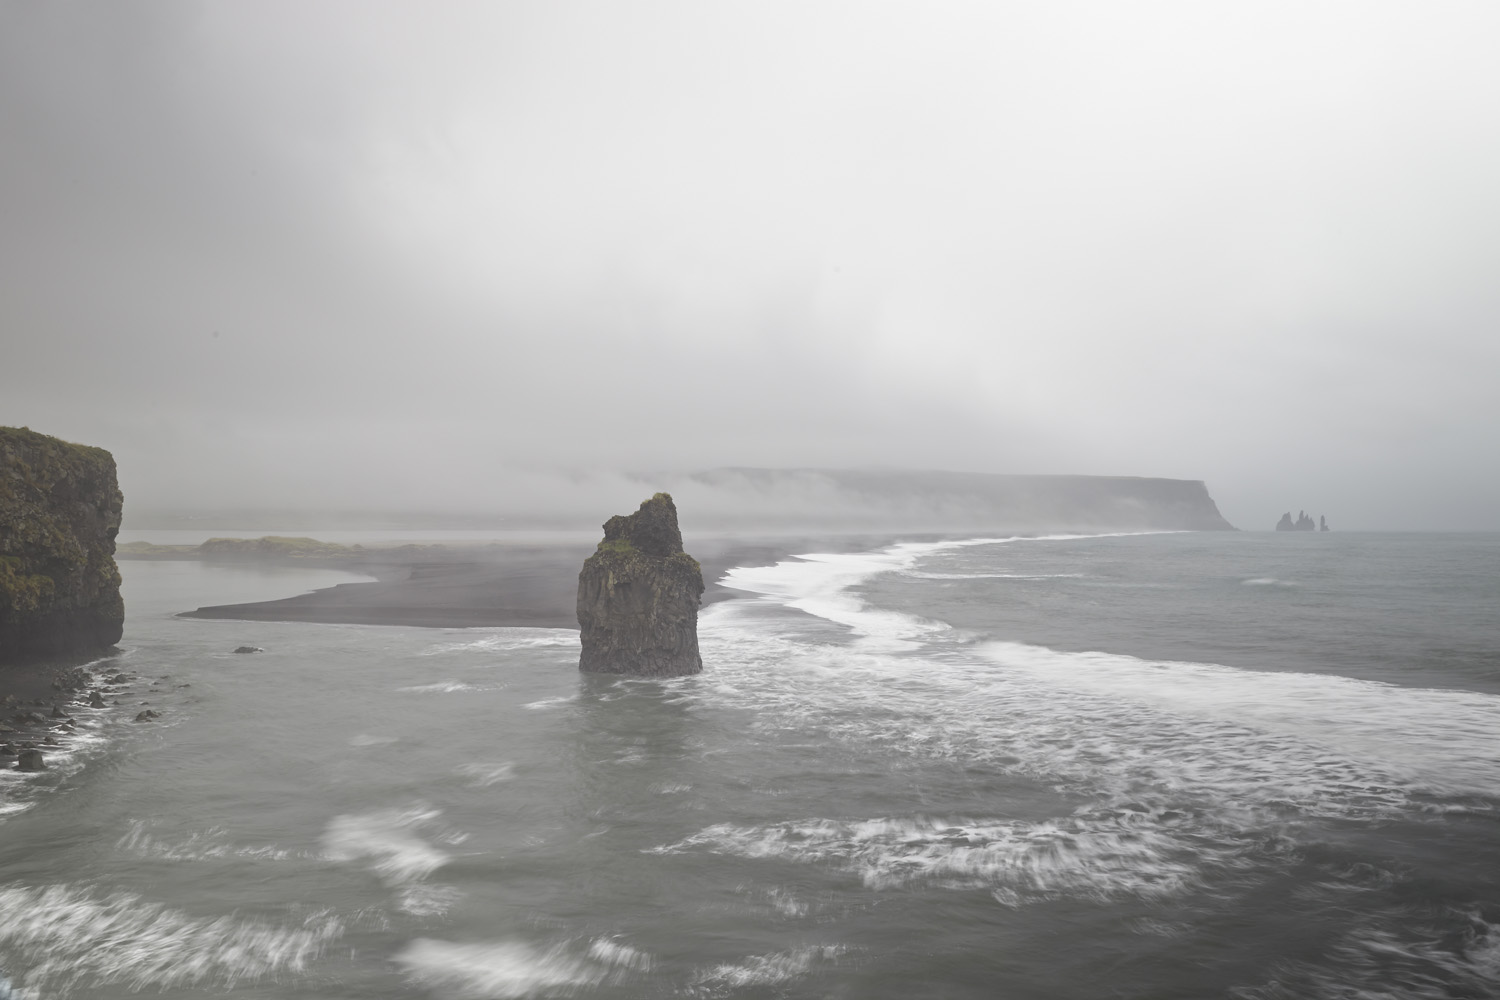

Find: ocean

[1,530,1498,998]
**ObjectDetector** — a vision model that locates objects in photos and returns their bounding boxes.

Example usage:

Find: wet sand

[178,535,906,630]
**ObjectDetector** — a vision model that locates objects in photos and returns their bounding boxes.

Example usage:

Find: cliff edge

[577,493,704,676]
[0,427,124,663]
[682,468,1235,532]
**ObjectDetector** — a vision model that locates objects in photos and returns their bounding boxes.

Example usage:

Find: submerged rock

[87,690,105,708]
[577,493,704,676]
[16,748,45,771]
[232,646,264,654]
[0,426,124,663]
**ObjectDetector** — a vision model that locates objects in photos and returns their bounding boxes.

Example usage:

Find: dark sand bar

[177,536,905,630]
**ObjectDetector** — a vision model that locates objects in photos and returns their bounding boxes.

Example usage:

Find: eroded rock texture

[0,427,124,663]
[577,493,703,676]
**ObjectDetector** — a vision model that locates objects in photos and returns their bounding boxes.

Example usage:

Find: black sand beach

[177,535,905,630]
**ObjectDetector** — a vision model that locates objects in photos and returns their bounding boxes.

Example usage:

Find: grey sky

[3,1,1498,529]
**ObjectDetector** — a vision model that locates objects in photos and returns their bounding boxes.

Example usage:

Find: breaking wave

[322,805,461,915]
[0,883,340,996]
[394,935,650,998]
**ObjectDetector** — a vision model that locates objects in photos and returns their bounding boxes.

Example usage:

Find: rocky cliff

[0,427,124,662]
[577,493,704,676]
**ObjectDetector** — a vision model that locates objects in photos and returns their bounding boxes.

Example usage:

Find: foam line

[0,883,340,995]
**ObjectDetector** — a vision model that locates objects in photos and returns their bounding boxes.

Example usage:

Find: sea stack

[577,493,704,676]
[0,427,124,663]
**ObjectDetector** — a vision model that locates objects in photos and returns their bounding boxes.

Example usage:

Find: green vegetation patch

[594,538,639,559]
[0,559,56,615]
[198,536,363,560]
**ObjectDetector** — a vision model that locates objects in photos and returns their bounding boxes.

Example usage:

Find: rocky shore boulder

[0,427,124,663]
[577,493,704,676]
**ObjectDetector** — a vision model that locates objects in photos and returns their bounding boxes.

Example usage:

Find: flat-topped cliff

[0,427,124,662]
[680,468,1235,532]
[577,493,704,676]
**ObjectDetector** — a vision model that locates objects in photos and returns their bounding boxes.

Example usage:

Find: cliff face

[0,427,124,662]
[681,468,1236,532]
[577,493,704,676]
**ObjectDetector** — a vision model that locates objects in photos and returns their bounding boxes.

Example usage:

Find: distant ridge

[122,467,1236,534]
[676,468,1235,532]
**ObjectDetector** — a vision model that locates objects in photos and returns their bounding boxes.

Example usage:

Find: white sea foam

[905,571,1086,580]
[398,681,481,693]
[1243,577,1297,587]
[394,935,649,998]
[720,537,1030,649]
[719,533,1167,650]
[699,527,1500,823]
[524,694,577,710]
[116,819,308,862]
[349,732,398,746]
[421,630,580,656]
[733,884,810,917]
[456,761,515,786]
[691,944,847,993]
[658,811,1226,899]
[323,806,459,914]
[697,612,1500,828]
[0,719,113,824]
[0,883,340,995]
[1234,904,1500,999]
[975,639,1500,800]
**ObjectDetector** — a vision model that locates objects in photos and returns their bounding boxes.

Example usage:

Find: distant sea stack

[1275,510,1325,532]
[577,493,704,676]
[0,427,124,663]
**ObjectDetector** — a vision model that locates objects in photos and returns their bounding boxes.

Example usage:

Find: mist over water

[5,4,1500,529]
[1,531,1497,998]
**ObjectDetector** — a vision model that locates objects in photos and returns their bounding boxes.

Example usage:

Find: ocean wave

[394,935,649,998]
[1233,903,1500,999]
[697,598,1500,831]
[0,883,340,996]
[690,944,848,994]
[322,805,460,914]
[349,732,399,746]
[116,819,309,862]
[456,761,515,786]
[420,630,580,656]
[718,533,1168,649]
[904,571,1087,580]
[523,694,577,710]
[397,681,482,694]
[656,810,1229,899]
[0,716,115,824]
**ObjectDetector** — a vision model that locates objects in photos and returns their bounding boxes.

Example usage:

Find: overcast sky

[3,1,1497,529]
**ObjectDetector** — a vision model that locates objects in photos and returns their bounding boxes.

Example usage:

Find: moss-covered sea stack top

[577,493,704,676]
[0,426,124,663]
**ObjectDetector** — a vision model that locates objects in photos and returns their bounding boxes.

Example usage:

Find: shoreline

[172,534,920,631]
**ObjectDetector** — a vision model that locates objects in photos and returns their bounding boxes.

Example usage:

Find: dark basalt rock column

[577,493,704,676]
[1,427,124,663]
